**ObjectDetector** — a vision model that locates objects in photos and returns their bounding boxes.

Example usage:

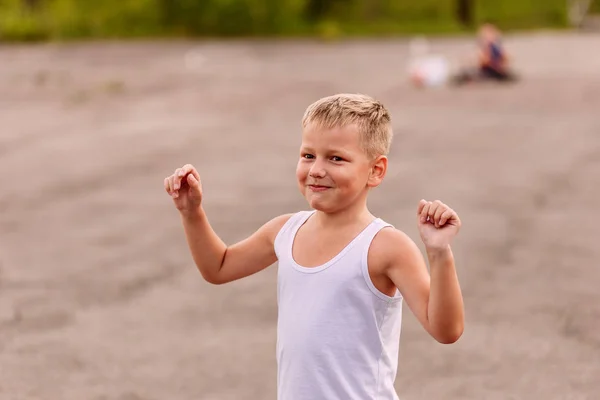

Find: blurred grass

[477,0,568,30]
[0,0,571,42]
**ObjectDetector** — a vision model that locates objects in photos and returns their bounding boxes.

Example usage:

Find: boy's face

[296,123,386,213]
[479,24,498,43]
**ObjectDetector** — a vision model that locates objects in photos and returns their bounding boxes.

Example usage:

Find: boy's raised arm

[181,210,291,284]
[380,200,464,344]
[165,164,291,285]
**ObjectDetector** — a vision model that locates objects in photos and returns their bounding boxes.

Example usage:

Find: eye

[302,153,314,159]
[331,156,344,162]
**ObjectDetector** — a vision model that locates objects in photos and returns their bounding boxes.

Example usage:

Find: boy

[164,93,465,399]
[477,22,510,79]
[452,22,517,85]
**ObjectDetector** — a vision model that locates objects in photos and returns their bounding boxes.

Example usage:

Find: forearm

[426,245,464,343]
[180,207,227,283]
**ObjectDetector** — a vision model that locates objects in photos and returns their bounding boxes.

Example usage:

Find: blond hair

[301,93,393,158]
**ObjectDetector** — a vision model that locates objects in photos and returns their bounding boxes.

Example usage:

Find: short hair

[301,93,393,158]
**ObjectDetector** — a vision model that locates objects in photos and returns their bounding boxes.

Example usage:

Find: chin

[309,202,328,212]
[304,195,324,210]
[306,197,339,213]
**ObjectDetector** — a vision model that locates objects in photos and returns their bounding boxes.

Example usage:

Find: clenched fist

[164,164,202,213]
[417,199,461,251]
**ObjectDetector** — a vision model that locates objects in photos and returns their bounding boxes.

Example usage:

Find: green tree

[456,0,474,27]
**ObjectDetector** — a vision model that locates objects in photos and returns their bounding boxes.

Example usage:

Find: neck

[312,196,374,228]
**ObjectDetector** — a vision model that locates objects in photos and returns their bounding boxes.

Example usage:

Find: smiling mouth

[308,185,330,192]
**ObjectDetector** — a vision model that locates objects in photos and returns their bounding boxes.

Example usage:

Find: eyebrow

[301,146,353,157]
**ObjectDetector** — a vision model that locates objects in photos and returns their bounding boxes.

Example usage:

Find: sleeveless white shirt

[274,210,404,400]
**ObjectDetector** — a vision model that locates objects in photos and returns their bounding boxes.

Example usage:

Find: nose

[308,159,326,179]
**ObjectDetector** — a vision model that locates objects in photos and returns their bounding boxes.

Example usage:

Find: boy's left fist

[417,199,461,250]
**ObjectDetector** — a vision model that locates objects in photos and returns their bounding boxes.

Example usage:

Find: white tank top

[274,210,404,400]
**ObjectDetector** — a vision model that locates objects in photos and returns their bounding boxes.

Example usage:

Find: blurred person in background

[452,21,518,85]
[407,36,450,88]
[477,22,512,80]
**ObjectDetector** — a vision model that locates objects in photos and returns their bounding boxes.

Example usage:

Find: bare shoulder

[261,213,294,243]
[369,226,425,272]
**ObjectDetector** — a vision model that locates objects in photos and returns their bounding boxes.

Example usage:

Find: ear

[367,155,387,188]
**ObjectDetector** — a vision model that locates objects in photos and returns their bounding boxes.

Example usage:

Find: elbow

[203,275,225,285]
[199,270,227,285]
[200,249,229,285]
[436,333,462,345]
[434,325,464,345]
[196,257,228,285]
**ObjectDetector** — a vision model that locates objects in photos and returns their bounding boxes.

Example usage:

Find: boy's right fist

[164,164,202,213]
